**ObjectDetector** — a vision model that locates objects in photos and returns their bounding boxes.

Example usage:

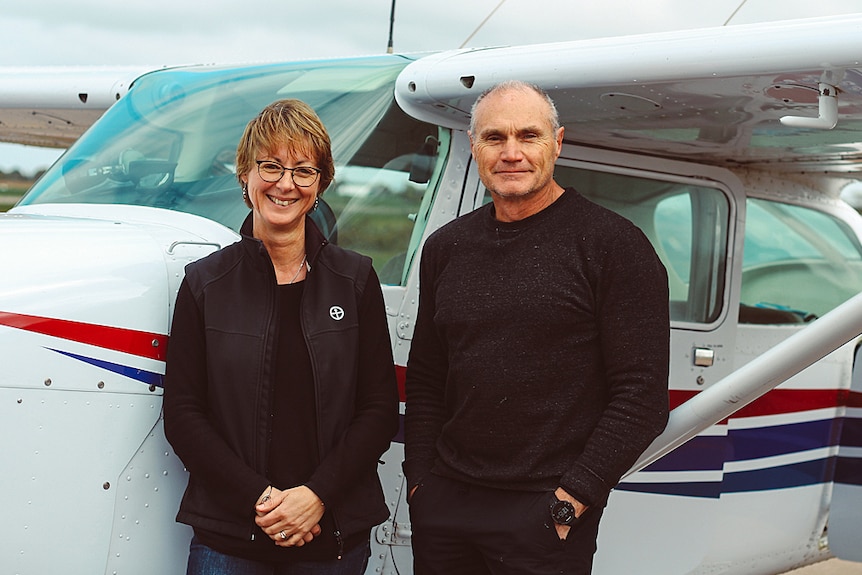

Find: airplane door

[550,150,744,390]
[547,151,742,573]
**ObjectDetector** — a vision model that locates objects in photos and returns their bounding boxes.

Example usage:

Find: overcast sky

[2,0,861,175]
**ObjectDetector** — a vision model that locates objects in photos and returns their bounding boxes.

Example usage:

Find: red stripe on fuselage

[396,364,407,403]
[669,388,861,423]
[0,311,167,361]
[395,375,862,419]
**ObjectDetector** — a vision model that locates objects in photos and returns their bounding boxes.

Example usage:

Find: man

[403,80,670,574]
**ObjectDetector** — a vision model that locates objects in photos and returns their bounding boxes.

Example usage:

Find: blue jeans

[186,536,370,575]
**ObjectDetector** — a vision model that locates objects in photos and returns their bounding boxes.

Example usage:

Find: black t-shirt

[196,281,364,562]
[270,281,318,493]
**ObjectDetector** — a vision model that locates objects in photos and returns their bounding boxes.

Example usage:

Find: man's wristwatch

[549,495,578,526]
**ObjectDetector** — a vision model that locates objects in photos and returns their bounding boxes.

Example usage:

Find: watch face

[551,500,576,525]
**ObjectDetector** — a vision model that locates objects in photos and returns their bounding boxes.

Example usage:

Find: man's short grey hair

[469,80,561,134]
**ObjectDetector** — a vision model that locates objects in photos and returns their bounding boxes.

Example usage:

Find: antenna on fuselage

[387,0,396,53]
[723,0,749,25]
[460,0,506,48]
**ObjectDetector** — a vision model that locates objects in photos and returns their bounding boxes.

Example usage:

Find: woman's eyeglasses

[256,160,321,187]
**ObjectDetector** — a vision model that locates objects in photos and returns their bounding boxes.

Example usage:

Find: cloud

[0,0,397,66]
[4,0,862,67]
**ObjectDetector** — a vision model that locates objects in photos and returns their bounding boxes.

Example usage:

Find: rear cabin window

[739,198,862,323]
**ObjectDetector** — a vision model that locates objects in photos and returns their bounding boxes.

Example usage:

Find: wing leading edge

[395,14,862,175]
[0,66,156,148]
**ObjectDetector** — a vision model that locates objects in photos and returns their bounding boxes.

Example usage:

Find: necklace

[287,254,307,284]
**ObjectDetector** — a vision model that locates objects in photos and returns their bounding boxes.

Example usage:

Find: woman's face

[242,144,320,236]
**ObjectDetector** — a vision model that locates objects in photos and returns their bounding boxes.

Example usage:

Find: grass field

[0,180,30,211]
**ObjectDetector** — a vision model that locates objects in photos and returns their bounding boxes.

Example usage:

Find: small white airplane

[1,13,862,575]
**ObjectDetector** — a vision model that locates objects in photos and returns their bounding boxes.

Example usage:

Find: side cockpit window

[322,105,447,286]
[551,165,730,325]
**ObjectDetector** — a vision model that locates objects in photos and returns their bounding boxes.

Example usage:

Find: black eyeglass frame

[255,160,322,187]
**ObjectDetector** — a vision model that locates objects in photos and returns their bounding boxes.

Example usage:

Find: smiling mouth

[268,195,299,207]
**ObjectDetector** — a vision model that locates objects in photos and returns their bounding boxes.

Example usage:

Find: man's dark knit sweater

[403,188,670,507]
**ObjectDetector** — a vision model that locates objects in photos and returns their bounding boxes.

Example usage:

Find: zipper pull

[334,529,344,559]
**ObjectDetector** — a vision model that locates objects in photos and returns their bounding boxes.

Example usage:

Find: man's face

[469,87,563,201]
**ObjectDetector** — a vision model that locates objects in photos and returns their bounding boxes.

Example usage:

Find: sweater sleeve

[163,279,271,515]
[402,237,450,492]
[560,225,671,506]
[304,265,400,507]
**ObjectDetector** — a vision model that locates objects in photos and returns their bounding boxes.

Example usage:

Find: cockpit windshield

[18,56,446,284]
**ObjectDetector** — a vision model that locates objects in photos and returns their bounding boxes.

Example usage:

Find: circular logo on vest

[329,305,345,321]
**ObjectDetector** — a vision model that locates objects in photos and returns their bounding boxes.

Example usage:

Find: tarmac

[785,558,862,574]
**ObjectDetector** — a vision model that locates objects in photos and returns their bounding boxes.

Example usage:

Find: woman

[164,99,399,574]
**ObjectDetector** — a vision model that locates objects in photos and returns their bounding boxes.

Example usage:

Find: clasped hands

[256,485,324,547]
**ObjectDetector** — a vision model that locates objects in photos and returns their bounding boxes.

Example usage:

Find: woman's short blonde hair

[236,99,335,208]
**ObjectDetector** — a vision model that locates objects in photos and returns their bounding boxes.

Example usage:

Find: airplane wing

[395,13,862,179]
[0,66,157,148]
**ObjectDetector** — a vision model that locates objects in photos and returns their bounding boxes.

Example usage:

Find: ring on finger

[279,531,287,540]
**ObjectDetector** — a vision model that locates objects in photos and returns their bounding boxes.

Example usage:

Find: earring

[313,196,320,211]
[242,185,249,202]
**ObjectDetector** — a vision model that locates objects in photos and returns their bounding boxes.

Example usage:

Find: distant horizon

[0,142,63,177]
[0,165,46,179]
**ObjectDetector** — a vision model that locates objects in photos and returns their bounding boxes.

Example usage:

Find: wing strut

[780,82,838,130]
